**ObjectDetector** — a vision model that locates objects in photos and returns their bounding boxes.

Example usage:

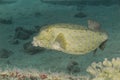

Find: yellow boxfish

[32,20,108,55]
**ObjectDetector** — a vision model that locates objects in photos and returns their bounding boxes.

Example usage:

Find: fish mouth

[32,37,42,47]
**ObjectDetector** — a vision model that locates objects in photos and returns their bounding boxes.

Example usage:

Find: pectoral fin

[55,33,66,49]
[99,40,107,50]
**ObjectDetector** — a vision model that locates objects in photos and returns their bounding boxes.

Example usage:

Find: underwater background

[0,0,120,80]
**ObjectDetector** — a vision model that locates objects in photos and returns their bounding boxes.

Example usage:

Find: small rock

[74,12,87,18]
[14,27,35,40]
[0,49,13,58]
[66,61,80,73]
[0,18,13,24]
[34,12,42,17]
[34,25,41,32]
[23,42,45,55]
[9,39,19,45]
[34,24,47,33]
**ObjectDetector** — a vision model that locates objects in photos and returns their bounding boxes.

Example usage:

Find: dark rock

[33,25,41,33]
[9,39,19,45]
[0,18,13,24]
[74,12,87,18]
[23,42,45,55]
[34,24,47,33]
[0,49,13,58]
[14,27,35,40]
[34,12,42,17]
[66,61,80,73]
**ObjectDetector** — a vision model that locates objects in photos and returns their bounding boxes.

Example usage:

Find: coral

[0,67,90,80]
[87,57,120,80]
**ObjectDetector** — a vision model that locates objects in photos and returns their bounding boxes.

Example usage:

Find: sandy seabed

[0,0,120,79]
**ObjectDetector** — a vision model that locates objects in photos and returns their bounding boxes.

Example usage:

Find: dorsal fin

[88,20,101,31]
[55,33,66,49]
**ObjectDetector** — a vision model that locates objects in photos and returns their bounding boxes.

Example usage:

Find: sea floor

[0,0,120,78]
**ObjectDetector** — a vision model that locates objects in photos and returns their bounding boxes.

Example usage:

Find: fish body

[32,22,108,55]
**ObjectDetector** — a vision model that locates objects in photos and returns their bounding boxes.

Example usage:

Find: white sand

[0,0,120,76]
